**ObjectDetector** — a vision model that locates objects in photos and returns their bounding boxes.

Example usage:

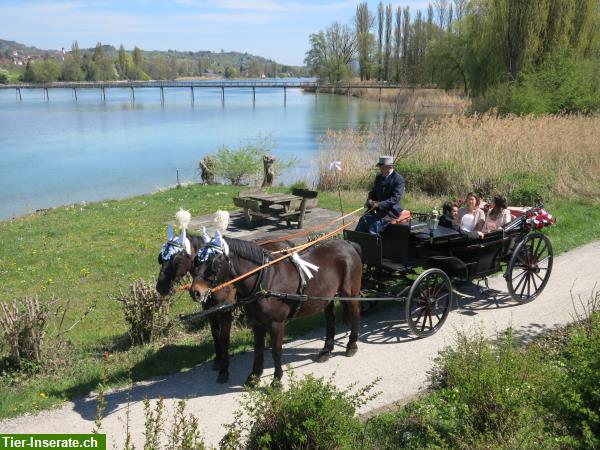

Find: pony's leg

[345,300,360,357]
[270,321,285,385]
[208,315,222,371]
[245,324,266,387]
[317,301,336,363]
[216,312,233,384]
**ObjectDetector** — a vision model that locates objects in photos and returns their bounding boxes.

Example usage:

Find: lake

[0,80,389,219]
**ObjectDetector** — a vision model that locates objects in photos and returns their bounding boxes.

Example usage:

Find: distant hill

[0,38,308,80]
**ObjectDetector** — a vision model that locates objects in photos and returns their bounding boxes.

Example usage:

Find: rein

[256,206,364,245]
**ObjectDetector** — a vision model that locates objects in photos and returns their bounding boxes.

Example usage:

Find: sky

[0,0,431,66]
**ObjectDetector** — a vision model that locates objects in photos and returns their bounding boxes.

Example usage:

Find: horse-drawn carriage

[160,206,554,385]
[344,208,553,337]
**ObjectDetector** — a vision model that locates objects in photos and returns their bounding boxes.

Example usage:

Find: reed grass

[318,113,600,202]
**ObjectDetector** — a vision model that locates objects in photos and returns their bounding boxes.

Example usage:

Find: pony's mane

[226,237,265,264]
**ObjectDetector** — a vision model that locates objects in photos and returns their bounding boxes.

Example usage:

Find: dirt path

[2,240,599,449]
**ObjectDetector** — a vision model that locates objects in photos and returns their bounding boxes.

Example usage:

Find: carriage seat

[388,210,411,225]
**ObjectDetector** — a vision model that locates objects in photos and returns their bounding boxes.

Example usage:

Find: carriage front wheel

[506,232,553,303]
[406,268,452,338]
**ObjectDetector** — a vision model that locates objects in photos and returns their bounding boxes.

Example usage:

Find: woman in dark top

[440,201,483,239]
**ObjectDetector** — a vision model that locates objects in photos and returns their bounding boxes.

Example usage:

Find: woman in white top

[458,192,485,236]
[483,195,512,232]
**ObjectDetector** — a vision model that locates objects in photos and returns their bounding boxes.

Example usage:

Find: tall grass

[318,113,600,202]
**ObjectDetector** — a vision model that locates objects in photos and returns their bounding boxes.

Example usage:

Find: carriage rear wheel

[406,268,452,338]
[506,232,553,303]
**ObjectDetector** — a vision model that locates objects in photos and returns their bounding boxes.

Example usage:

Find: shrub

[397,160,466,197]
[114,278,172,345]
[558,300,600,449]
[221,373,379,450]
[364,330,563,449]
[211,134,296,186]
[0,297,48,367]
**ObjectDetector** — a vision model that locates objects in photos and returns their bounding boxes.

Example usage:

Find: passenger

[482,194,512,232]
[441,200,483,239]
[439,201,461,231]
[355,155,405,235]
[458,192,485,234]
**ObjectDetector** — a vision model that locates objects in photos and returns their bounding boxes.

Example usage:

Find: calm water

[0,80,387,219]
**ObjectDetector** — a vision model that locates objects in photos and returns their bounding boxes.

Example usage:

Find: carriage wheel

[406,269,452,338]
[506,233,553,303]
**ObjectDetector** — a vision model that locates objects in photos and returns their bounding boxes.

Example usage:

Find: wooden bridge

[0,80,429,106]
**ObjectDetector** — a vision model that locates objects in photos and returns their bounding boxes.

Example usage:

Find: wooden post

[283,86,287,107]
[221,86,225,107]
[73,88,78,101]
[160,86,164,106]
[176,170,180,187]
[44,88,49,101]
[379,87,382,102]
[252,86,255,107]
[130,86,135,104]
[16,88,21,101]
[190,86,194,106]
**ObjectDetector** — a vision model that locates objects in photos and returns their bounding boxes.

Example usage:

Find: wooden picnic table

[233,189,318,228]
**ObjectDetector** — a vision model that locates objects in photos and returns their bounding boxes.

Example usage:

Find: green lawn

[0,184,598,418]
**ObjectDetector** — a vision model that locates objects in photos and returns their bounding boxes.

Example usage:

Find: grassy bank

[0,182,598,419]
[305,85,468,113]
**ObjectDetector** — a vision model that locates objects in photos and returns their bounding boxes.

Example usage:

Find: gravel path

[2,240,599,448]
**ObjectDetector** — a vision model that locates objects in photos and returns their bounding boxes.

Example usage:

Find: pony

[190,236,362,386]
[155,210,290,383]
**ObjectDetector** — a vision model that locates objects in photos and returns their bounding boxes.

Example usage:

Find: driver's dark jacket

[368,171,404,221]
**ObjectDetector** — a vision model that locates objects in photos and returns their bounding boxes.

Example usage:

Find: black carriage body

[344,213,553,337]
[345,217,521,281]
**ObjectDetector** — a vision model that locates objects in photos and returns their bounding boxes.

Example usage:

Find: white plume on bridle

[174,209,192,255]
[213,210,230,233]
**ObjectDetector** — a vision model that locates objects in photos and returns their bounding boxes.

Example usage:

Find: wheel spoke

[428,313,433,330]
[531,272,539,292]
[421,314,427,332]
[518,273,529,298]
[532,238,542,261]
[536,256,551,266]
[411,306,425,316]
[533,271,546,284]
[526,273,531,298]
[511,269,528,282]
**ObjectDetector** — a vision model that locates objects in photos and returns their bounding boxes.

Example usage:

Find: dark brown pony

[156,235,290,383]
[190,237,362,386]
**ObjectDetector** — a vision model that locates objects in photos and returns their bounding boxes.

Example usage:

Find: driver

[355,156,405,235]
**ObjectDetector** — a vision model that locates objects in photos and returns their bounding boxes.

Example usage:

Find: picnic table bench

[233,188,318,228]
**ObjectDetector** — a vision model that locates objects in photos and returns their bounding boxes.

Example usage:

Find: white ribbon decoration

[291,253,319,280]
[328,160,342,171]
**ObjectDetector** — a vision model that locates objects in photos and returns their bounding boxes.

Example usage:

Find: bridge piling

[44,88,49,101]
[73,88,78,102]
[160,86,164,106]
[221,86,224,107]
[284,86,287,107]
[100,87,106,102]
[190,86,194,106]
[252,86,255,107]
[16,88,21,101]
[130,87,135,104]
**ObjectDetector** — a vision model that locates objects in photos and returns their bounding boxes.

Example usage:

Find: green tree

[355,2,374,81]
[0,69,9,84]
[116,44,128,79]
[304,22,356,82]
[61,40,84,81]
[133,46,143,67]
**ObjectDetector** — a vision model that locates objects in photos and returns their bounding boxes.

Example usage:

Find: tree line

[16,41,307,83]
[305,0,600,100]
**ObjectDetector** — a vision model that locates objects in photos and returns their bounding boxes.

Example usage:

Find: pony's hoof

[345,347,358,357]
[216,371,229,384]
[271,378,282,389]
[316,351,331,363]
[211,360,221,371]
[244,374,260,388]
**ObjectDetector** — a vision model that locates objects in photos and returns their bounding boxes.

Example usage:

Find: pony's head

[156,209,195,296]
[190,230,237,305]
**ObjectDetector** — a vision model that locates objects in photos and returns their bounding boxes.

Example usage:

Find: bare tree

[305,22,356,82]
[378,96,417,161]
[384,3,393,81]
[434,0,449,29]
[402,6,410,81]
